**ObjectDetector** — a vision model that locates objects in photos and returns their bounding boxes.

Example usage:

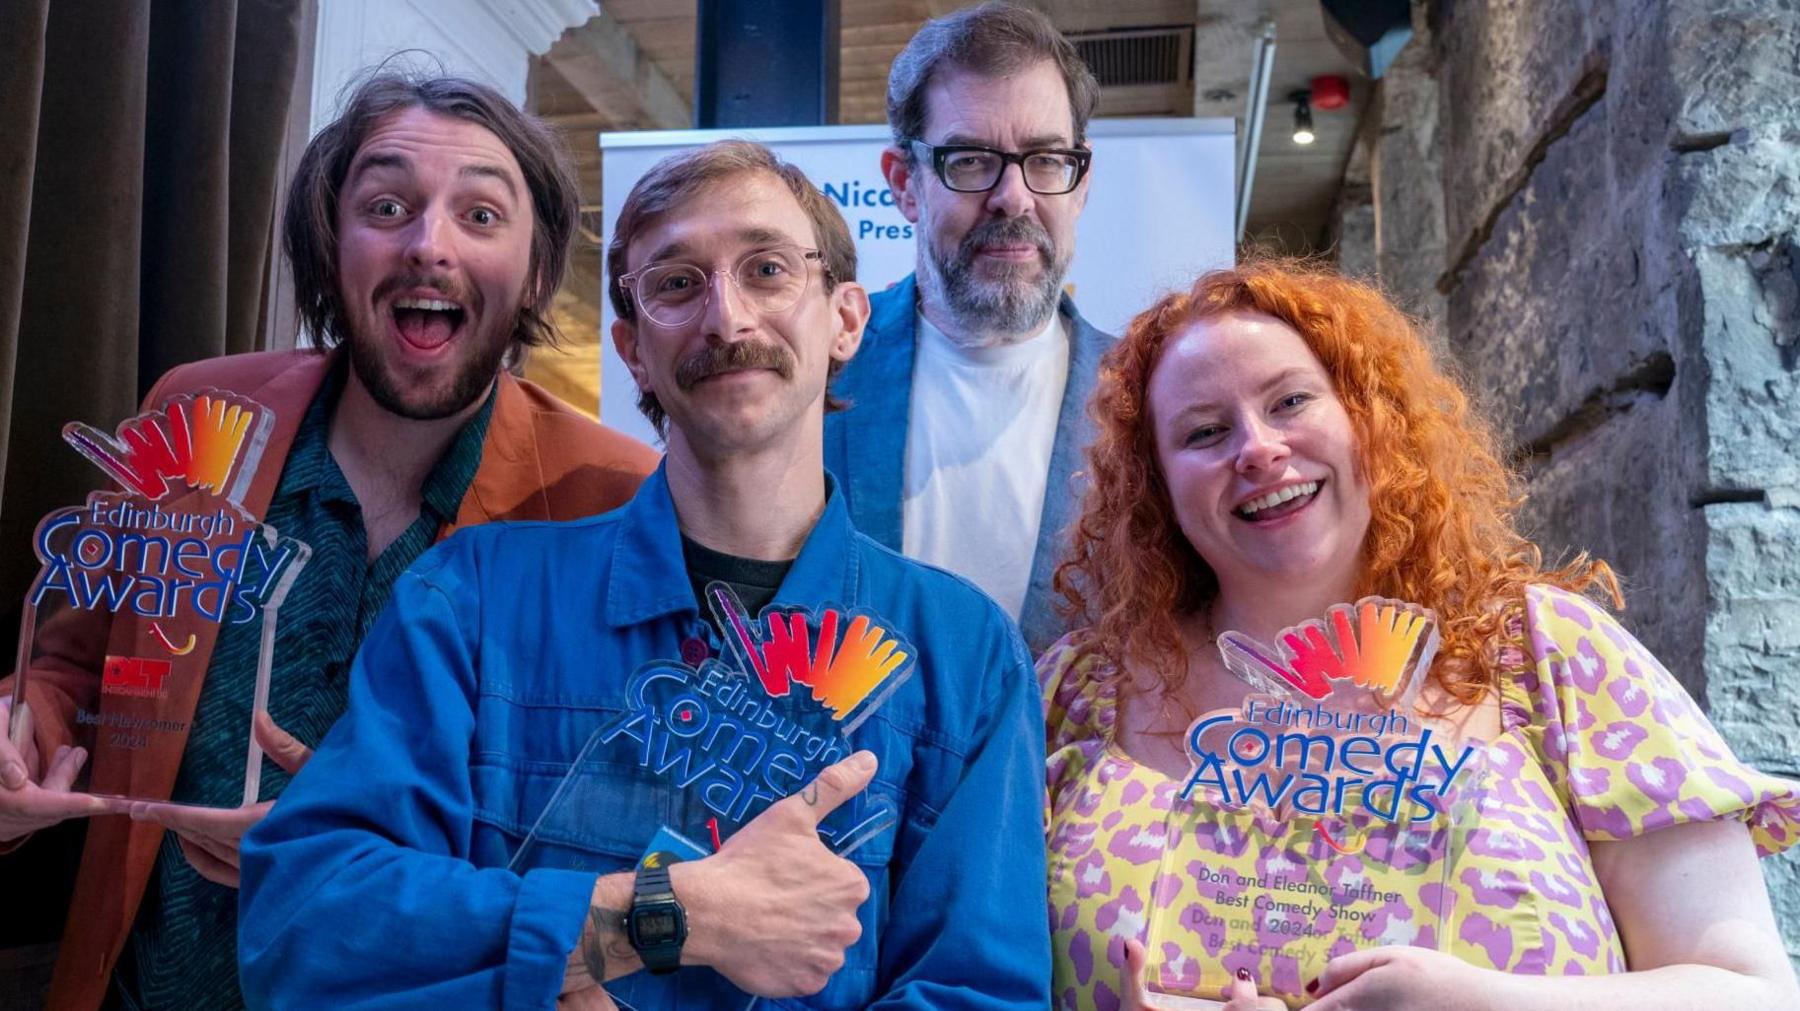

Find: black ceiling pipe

[695,0,841,128]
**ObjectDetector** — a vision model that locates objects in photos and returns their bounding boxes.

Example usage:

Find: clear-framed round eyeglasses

[619,245,830,328]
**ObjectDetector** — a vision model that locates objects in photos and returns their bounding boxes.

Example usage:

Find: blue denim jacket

[240,464,1051,1010]
[823,275,1115,655]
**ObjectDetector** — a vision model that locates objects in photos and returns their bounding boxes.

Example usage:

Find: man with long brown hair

[0,71,655,1009]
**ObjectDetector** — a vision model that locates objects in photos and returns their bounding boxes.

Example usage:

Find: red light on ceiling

[1311,75,1350,110]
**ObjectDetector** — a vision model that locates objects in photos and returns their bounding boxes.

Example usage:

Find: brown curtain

[0,0,310,630]
[0,0,311,981]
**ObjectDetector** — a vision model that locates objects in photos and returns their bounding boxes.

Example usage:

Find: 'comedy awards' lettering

[1179,709,1478,823]
[1180,597,1482,824]
[30,505,303,624]
[31,391,301,626]
[603,662,850,824]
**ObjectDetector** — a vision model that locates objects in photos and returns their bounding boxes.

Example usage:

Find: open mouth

[391,296,466,351]
[1235,480,1322,521]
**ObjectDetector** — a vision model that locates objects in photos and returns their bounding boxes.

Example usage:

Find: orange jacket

[2,349,656,1010]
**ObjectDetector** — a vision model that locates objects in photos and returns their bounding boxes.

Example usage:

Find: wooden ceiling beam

[545,11,690,130]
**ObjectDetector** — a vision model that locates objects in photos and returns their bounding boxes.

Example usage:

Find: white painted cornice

[472,0,597,54]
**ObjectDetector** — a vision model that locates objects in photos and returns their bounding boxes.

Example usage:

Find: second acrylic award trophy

[511,584,915,1005]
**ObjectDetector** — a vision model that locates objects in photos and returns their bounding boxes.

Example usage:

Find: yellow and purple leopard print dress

[1042,585,1800,1010]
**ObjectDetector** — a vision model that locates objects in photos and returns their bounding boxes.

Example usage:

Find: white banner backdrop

[597,119,1235,444]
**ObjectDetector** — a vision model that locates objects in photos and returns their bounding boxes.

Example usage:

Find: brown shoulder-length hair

[1055,257,1619,703]
[284,71,580,353]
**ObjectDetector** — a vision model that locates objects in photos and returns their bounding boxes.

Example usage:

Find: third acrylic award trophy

[1144,599,1489,1007]
[7,392,310,808]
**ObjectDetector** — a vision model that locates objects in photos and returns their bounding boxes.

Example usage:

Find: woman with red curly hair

[1042,259,1799,1010]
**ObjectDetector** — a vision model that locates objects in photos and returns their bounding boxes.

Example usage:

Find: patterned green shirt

[117,363,496,1011]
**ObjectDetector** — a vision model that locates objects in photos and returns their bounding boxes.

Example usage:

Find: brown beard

[346,272,513,421]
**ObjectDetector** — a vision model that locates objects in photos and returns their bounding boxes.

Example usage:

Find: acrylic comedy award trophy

[1143,599,1490,1008]
[511,582,913,865]
[510,585,914,1005]
[6,392,310,808]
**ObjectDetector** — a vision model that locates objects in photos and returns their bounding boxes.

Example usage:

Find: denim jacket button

[679,637,710,665]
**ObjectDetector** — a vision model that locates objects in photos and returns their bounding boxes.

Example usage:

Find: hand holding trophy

[1122,938,1285,1010]
[516,584,915,1008]
[0,698,111,841]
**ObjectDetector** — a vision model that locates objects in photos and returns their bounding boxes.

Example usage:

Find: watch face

[630,898,687,950]
[636,909,678,940]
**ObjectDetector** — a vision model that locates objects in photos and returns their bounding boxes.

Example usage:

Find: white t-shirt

[901,311,1069,618]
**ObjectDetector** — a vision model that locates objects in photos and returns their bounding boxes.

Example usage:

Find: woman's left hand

[1308,947,1504,1010]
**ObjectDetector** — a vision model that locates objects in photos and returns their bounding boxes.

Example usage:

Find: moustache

[675,340,796,390]
[372,273,472,308]
[956,216,1053,267]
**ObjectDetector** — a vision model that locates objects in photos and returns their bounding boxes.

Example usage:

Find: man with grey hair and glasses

[825,0,1113,654]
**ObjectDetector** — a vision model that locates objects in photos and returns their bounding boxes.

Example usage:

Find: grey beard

[936,256,1063,339]
[922,219,1069,344]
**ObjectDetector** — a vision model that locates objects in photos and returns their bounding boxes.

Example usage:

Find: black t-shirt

[681,533,794,633]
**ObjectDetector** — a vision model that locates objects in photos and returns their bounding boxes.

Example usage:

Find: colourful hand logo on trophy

[65,392,266,502]
[1218,599,1434,701]
[713,584,911,732]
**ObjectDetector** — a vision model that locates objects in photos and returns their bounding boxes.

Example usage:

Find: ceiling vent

[1068,26,1193,88]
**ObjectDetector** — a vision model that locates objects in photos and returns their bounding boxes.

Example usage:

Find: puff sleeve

[1514,584,1799,857]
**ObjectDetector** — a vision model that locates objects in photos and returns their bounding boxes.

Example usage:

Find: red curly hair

[1055,258,1619,703]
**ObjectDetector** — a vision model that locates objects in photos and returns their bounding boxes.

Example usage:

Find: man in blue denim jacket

[238,139,1051,1010]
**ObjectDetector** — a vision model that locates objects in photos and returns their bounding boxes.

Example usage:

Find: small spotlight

[1291,90,1315,145]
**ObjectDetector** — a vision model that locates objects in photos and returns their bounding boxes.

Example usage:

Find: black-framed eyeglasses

[910,141,1092,195]
[618,245,830,328]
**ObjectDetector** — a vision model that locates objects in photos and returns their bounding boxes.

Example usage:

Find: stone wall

[1339,0,1800,972]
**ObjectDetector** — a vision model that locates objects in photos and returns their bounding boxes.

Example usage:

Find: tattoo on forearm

[585,904,629,982]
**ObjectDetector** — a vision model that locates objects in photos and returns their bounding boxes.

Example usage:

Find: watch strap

[629,859,685,975]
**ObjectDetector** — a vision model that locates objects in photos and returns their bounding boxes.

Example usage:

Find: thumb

[254,711,313,776]
[793,750,877,825]
[1312,946,1392,998]
[1122,939,1148,1011]
[8,698,32,752]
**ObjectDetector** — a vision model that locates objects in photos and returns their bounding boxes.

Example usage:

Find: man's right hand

[678,750,878,997]
[0,698,112,843]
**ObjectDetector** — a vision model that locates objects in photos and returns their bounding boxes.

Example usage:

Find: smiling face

[611,170,867,458]
[1148,311,1372,601]
[334,106,534,420]
[884,59,1089,343]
